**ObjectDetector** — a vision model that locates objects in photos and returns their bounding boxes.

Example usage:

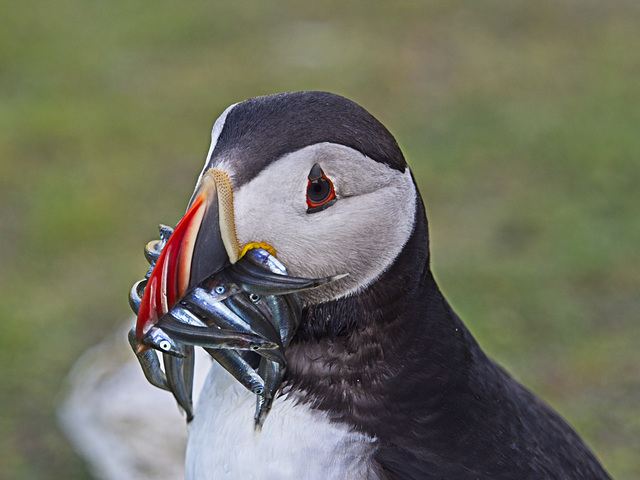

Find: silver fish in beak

[128,168,346,425]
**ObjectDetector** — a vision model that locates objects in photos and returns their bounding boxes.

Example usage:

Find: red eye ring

[306,164,336,213]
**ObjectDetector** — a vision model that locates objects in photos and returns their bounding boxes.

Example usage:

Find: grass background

[1,1,639,478]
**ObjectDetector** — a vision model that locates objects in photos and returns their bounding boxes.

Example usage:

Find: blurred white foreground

[58,323,211,480]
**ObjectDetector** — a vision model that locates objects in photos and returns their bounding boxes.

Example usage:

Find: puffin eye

[306,163,336,213]
[307,178,332,204]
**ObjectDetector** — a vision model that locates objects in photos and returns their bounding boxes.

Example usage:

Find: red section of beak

[135,192,208,341]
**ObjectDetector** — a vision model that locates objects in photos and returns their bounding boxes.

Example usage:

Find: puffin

[146,91,612,479]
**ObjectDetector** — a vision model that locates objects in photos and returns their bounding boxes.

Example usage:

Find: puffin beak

[135,169,242,344]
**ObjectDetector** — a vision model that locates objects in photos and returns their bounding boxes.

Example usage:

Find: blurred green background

[1,1,639,478]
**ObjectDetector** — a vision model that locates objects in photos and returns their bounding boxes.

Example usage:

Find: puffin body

[177,92,610,479]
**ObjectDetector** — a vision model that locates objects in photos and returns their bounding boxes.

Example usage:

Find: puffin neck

[294,190,432,342]
[284,191,482,432]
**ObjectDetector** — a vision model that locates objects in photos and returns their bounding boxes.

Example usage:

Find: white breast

[186,361,381,480]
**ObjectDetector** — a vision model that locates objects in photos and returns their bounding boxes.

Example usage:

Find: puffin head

[136,91,421,338]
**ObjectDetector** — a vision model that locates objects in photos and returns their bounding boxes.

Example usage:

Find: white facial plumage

[206,142,417,305]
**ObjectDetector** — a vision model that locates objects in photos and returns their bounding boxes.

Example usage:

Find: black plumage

[203,91,405,188]
[222,92,615,479]
[287,194,610,479]
[186,91,612,479]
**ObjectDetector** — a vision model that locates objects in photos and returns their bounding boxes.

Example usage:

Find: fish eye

[159,340,171,351]
[249,293,261,303]
[306,163,336,213]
